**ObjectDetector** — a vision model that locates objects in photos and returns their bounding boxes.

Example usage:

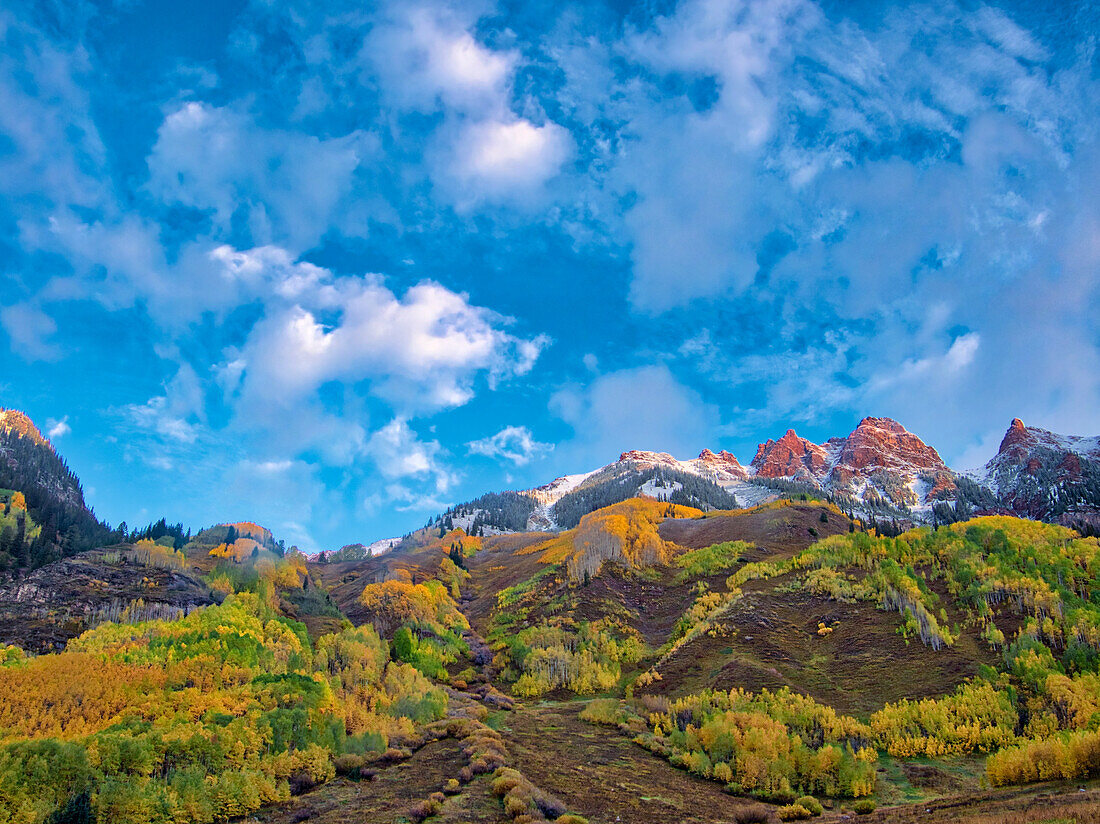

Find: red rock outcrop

[834,417,947,474]
[750,429,829,479]
[696,448,747,478]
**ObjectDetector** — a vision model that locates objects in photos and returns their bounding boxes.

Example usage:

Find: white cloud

[0,10,106,213]
[46,416,70,439]
[250,459,295,474]
[366,418,455,510]
[867,332,981,393]
[445,118,572,202]
[468,425,552,465]
[125,363,206,444]
[0,302,61,361]
[227,252,548,416]
[147,102,369,252]
[361,2,570,207]
[364,4,516,114]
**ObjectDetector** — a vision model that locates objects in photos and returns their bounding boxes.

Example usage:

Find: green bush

[796,795,824,815]
[777,804,813,821]
[853,799,876,815]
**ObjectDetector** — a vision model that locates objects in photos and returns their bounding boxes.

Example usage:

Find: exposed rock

[695,448,748,477]
[0,548,214,652]
[834,417,947,475]
[750,429,829,479]
[977,418,1100,521]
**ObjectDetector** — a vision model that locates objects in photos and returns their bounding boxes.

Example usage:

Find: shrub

[852,799,876,814]
[795,796,824,816]
[408,798,442,822]
[579,698,622,725]
[733,806,771,824]
[555,816,590,824]
[333,753,365,775]
[443,778,461,795]
[492,768,524,798]
[777,804,813,821]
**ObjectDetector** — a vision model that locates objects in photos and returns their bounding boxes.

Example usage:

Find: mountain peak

[983,418,1100,521]
[751,429,827,479]
[853,416,907,434]
[0,408,50,449]
[617,449,678,466]
[998,418,1033,457]
[837,416,946,474]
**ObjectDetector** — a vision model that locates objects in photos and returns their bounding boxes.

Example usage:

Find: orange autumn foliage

[0,653,169,740]
[357,579,468,638]
[519,498,700,580]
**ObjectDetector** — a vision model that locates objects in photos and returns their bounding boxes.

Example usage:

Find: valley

[3,409,1100,823]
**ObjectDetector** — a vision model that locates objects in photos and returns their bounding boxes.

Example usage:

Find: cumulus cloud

[224,250,548,417]
[442,118,572,204]
[46,416,71,439]
[364,3,516,113]
[147,102,369,253]
[468,425,552,465]
[0,303,62,361]
[359,1,571,206]
[365,418,455,510]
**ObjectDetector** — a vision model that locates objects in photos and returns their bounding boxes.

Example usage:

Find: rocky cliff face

[834,417,947,475]
[0,548,214,652]
[750,430,830,479]
[748,417,952,507]
[976,419,1100,522]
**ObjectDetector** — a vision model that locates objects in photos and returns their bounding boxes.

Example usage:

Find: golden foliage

[357,579,469,639]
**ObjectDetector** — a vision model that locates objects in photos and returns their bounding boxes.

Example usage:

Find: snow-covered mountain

[510,416,955,531]
[970,418,1100,526]
[749,417,956,512]
[425,416,1100,542]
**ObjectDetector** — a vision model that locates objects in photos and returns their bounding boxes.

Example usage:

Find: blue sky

[1,0,1098,550]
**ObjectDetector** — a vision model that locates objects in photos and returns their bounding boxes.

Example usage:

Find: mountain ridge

[453,415,1099,544]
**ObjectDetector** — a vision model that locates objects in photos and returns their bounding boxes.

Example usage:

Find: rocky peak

[750,429,828,479]
[0,408,50,450]
[997,418,1033,460]
[617,450,679,466]
[693,448,747,480]
[697,448,743,467]
[836,416,946,473]
[980,418,1100,520]
[992,418,1100,465]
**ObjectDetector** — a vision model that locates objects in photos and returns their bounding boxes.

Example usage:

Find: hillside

[4,489,1100,823]
[3,410,1100,823]
[0,408,112,569]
